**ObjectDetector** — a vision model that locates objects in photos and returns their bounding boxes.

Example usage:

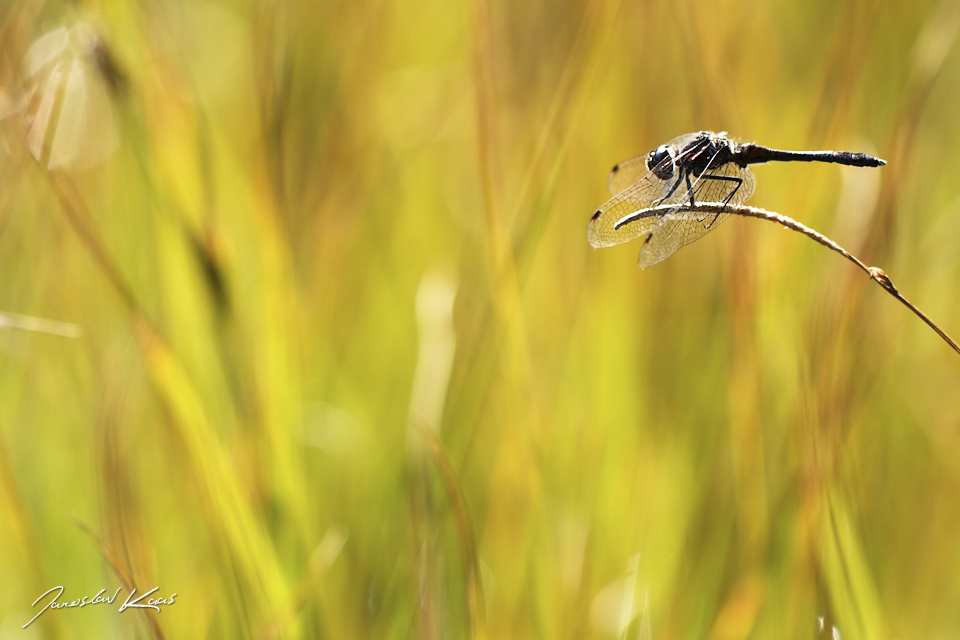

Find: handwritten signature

[24,586,177,628]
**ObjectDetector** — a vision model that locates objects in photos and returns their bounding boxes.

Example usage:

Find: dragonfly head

[647,144,675,180]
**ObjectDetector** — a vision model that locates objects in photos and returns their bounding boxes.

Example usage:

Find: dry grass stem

[649,202,960,357]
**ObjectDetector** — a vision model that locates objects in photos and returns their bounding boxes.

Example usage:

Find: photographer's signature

[24,585,177,628]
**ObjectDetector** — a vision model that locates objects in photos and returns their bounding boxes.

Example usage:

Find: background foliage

[1,0,959,638]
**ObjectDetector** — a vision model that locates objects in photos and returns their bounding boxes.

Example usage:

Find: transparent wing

[588,170,678,248]
[607,132,702,196]
[607,155,647,196]
[637,210,719,268]
[588,134,719,248]
[637,160,756,268]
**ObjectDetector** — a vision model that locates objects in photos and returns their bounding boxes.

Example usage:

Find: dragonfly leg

[685,171,695,206]
[694,174,742,228]
[654,171,685,207]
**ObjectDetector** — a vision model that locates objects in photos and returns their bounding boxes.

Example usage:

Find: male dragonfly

[587,131,885,268]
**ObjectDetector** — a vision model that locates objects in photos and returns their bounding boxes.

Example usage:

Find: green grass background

[2,0,960,638]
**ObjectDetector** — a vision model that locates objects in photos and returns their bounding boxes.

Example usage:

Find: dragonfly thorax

[682,133,737,177]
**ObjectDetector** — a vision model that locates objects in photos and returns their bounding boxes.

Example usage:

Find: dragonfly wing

[607,132,705,196]
[607,155,647,195]
[593,132,755,260]
[637,162,756,268]
[588,198,665,248]
[588,170,681,248]
[637,211,715,268]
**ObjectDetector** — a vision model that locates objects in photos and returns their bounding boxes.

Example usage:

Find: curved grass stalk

[644,202,960,357]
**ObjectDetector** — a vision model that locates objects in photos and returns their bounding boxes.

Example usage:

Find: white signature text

[24,586,177,628]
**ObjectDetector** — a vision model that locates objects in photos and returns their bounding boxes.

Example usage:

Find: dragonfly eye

[647,145,674,179]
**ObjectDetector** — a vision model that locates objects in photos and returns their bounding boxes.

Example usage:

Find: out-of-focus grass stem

[72,515,166,640]
[470,0,516,320]
[48,171,141,316]
[0,428,66,640]
[872,0,960,257]
[45,168,294,633]
[514,0,624,272]
[412,417,487,640]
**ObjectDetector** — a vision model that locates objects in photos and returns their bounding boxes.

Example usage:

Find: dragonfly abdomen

[735,144,886,167]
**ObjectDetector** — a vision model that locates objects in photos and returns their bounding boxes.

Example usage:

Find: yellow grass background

[1,0,960,638]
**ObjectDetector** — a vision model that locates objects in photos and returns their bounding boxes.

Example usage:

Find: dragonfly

[587,131,886,268]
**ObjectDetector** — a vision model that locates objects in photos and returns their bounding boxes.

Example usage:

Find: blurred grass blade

[71,516,166,640]
[409,268,458,434]
[412,417,486,640]
[258,525,348,640]
[820,489,885,640]
[0,429,66,640]
[133,320,293,632]
[0,311,82,337]
[617,554,639,640]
